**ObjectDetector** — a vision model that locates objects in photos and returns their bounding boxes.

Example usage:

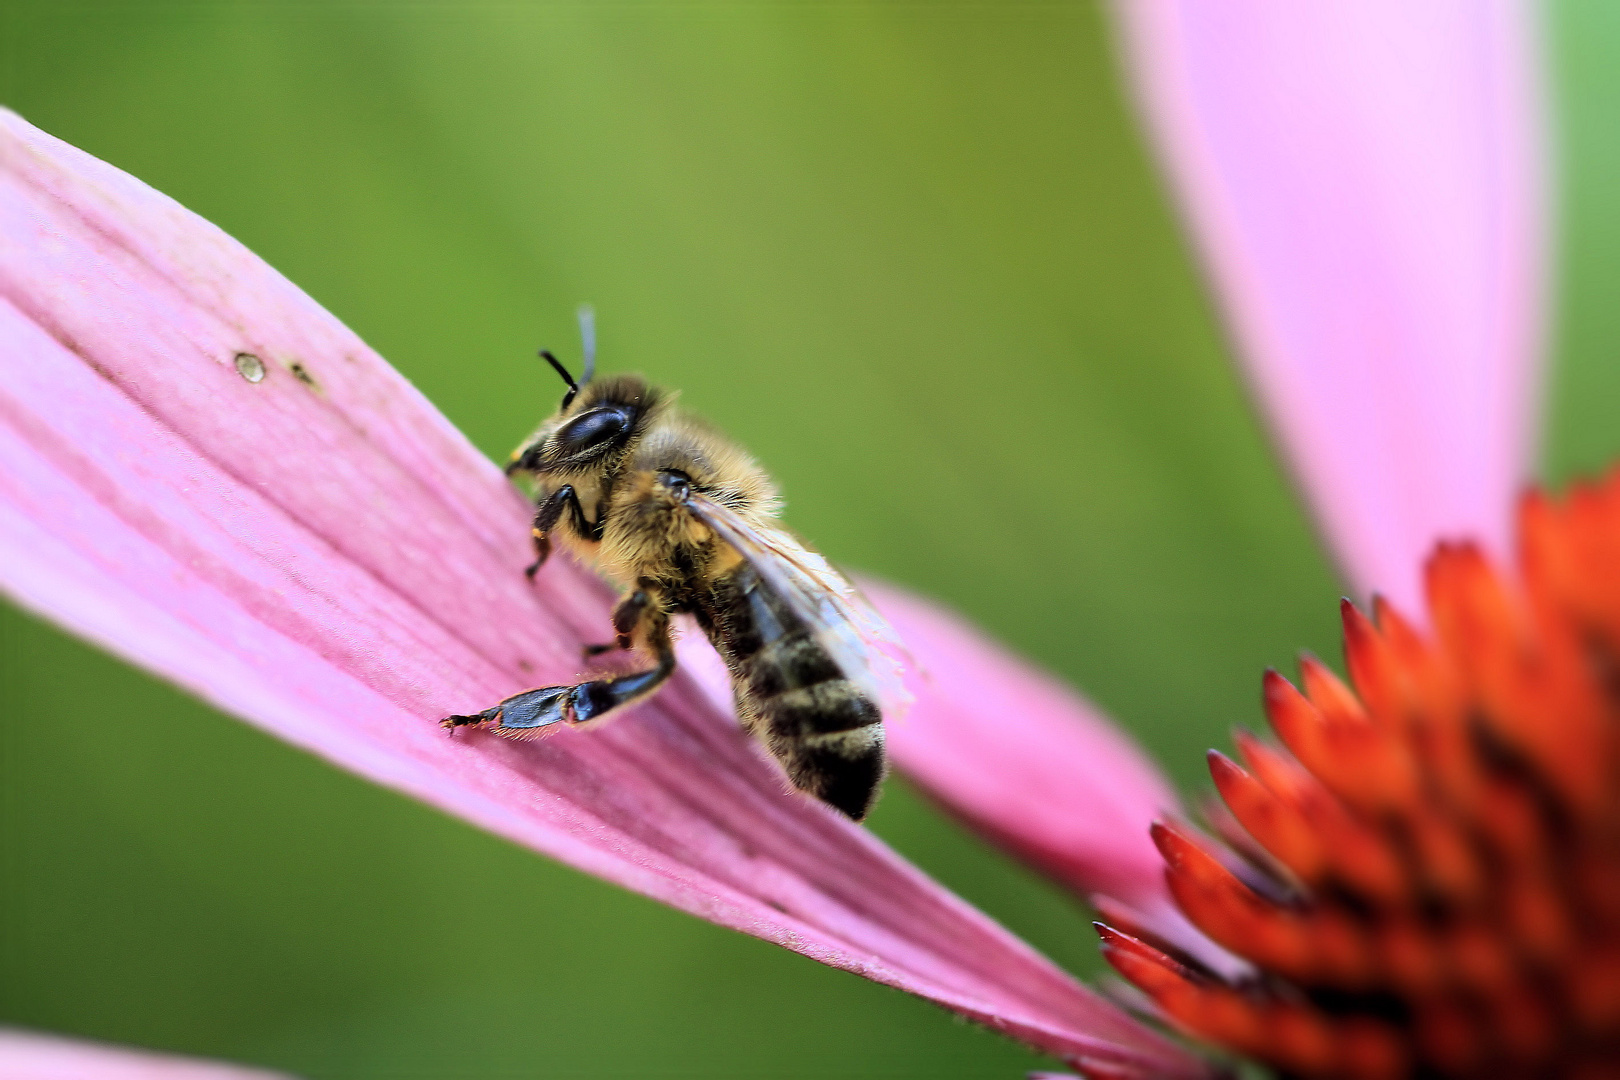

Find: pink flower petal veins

[0,111,1208,1076]
[0,1029,294,1080]
[1114,1,1549,616]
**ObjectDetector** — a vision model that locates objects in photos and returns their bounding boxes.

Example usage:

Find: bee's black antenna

[577,303,596,385]
[540,349,580,410]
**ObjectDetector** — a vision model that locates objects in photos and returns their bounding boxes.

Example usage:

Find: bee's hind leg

[442,685,573,735]
[442,595,675,736]
[571,604,674,724]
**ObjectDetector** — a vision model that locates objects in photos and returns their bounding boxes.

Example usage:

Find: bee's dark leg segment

[524,534,551,580]
[552,485,606,543]
[570,612,675,724]
[582,584,651,656]
[444,597,674,735]
[525,484,591,579]
[611,587,654,651]
[580,588,650,657]
[441,684,572,734]
[532,484,582,536]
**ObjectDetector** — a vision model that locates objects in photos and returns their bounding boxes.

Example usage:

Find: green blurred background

[0,3,1614,1077]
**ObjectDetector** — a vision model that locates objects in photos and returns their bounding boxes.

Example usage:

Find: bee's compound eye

[556,406,632,455]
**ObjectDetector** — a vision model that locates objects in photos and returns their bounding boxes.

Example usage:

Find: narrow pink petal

[0,111,1208,1076]
[0,1029,293,1080]
[1113,2,1548,614]
[871,585,1174,907]
[869,586,1249,983]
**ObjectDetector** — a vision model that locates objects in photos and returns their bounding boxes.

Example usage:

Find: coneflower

[0,3,1574,1078]
[1099,476,1620,1076]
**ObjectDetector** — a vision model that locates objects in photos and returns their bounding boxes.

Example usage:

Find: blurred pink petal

[871,586,1172,907]
[871,586,1247,984]
[0,1029,293,1080]
[1114,2,1548,615]
[0,111,1206,1075]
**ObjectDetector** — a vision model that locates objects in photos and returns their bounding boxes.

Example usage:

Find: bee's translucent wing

[685,490,912,718]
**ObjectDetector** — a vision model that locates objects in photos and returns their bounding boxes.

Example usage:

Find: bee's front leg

[524,484,591,579]
[442,589,675,736]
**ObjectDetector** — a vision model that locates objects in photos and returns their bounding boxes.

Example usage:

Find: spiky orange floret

[1099,468,1620,1079]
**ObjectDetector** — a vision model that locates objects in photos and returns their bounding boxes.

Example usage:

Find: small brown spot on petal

[287,360,321,392]
[233,352,265,383]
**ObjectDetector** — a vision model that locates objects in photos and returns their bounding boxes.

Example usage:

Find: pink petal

[1113,1,1548,615]
[872,585,1248,983]
[0,1029,293,1080]
[872,585,1174,907]
[0,111,1208,1076]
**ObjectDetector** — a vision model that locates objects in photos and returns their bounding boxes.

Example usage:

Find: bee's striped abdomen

[701,562,886,820]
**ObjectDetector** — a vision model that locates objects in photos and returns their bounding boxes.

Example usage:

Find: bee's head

[505,353,661,478]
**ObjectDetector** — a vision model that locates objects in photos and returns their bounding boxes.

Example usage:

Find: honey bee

[443,315,907,820]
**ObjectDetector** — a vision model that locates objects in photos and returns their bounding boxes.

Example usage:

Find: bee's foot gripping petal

[440,707,499,733]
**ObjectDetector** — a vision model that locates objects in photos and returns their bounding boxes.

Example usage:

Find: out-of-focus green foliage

[2,2,1605,1077]
[1547,1,1620,483]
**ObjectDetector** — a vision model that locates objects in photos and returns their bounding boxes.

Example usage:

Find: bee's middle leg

[569,627,674,723]
[582,586,654,660]
[571,594,673,723]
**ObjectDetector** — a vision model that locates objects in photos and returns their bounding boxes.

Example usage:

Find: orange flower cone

[1100,470,1620,1078]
